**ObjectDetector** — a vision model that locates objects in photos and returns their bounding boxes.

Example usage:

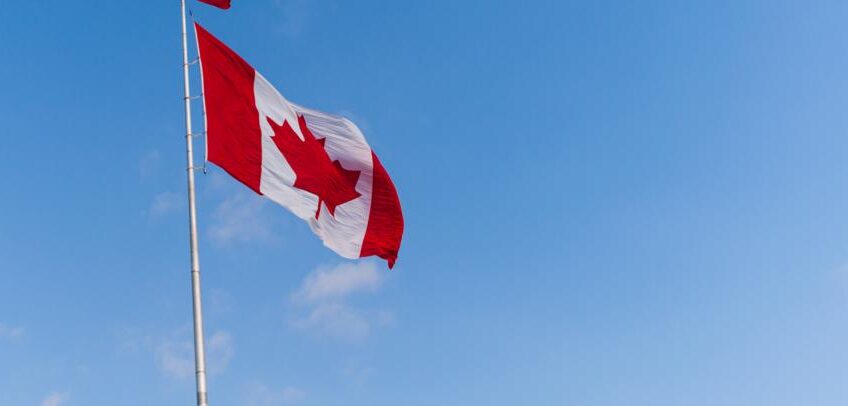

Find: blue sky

[2,0,848,405]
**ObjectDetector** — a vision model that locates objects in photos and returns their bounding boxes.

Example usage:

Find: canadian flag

[195,23,404,268]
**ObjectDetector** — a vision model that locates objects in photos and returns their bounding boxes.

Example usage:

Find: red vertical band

[195,23,263,194]
[360,153,404,268]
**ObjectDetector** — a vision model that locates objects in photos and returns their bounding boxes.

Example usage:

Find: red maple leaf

[267,115,362,219]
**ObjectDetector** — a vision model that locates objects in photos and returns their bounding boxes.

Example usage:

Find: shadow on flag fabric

[195,23,404,268]
[198,0,231,9]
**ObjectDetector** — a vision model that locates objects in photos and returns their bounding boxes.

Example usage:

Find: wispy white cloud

[154,334,193,380]
[207,288,236,317]
[148,192,182,218]
[271,0,313,38]
[121,327,235,381]
[832,261,848,280]
[294,303,371,341]
[203,170,235,193]
[289,262,392,341]
[41,392,69,406]
[139,149,162,179]
[0,323,24,340]
[155,329,234,380]
[292,262,382,305]
[342,358,377,387]
[207,331,235,374]
[245,382,306,405]
[208,192,277,246]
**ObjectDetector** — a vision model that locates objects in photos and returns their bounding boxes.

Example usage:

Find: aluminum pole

[180,1,209,405]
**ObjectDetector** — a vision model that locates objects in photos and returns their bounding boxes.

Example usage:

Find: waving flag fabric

[198,0,231,9]
[195,23,404,268]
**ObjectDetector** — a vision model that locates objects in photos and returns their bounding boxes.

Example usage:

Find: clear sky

[2,1,848,405]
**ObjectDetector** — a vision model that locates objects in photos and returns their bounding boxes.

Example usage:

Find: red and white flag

[198,0,231,9]
[195,23,404,268]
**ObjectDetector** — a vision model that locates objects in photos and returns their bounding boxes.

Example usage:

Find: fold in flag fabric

[198,0,231,9]
[195,23,404,268]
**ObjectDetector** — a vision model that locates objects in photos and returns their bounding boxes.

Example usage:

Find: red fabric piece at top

[198,0,231,9]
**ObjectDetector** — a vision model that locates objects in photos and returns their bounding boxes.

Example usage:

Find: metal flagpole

[180,0,209,405]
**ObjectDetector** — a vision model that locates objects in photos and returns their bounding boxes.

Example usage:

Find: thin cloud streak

[149,192,182,218]
[139,149,162,179]
[208,192,278,246]
[41,392,69,406]
[271,0,312,38]
[291,262,382,305]
[245,382,306,405]
[289,261,392,341]
[155,330,234,380]
[121,327,235,381]
[0,323,24,340]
